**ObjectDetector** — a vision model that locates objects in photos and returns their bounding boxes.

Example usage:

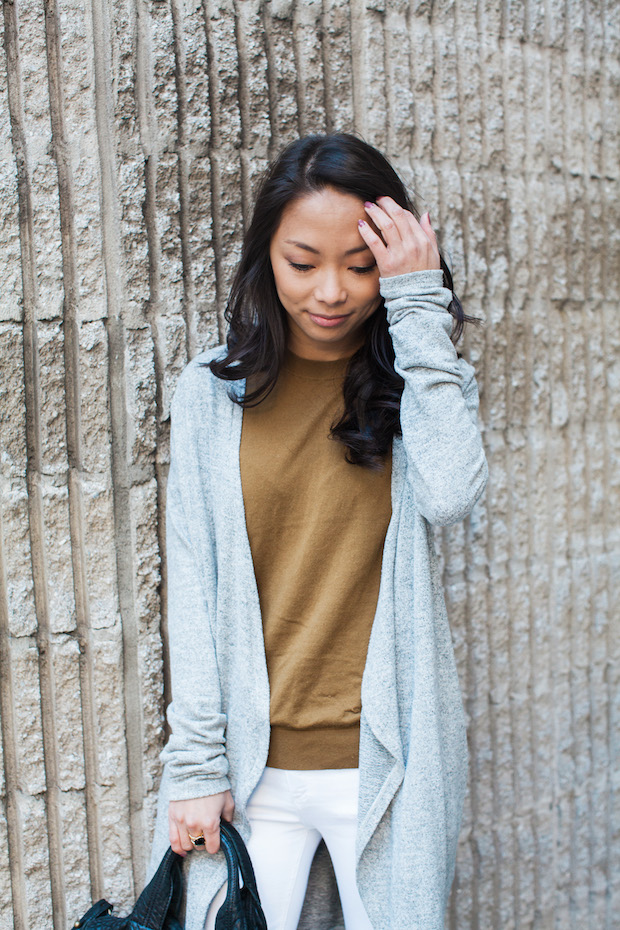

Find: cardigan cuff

[379,268,445,299]
[380,269,453,331]
[165,773,231,802]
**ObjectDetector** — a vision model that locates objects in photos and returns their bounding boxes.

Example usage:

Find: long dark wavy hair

[209,133,472,468]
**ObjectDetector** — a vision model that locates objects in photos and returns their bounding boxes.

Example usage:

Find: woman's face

[269,187,382,360]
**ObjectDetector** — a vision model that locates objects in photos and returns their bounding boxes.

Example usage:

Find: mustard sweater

[240,350,392,769]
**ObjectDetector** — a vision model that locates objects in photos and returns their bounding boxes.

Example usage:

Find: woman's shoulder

[171,344,236,414]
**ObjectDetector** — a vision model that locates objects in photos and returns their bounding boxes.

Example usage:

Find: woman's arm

[359,200,488,524]
[161,372,233,852]
[382,269,487,523]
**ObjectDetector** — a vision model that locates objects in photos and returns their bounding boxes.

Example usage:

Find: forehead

[274,188,367,245]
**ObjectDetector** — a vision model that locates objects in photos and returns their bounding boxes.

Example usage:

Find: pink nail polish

[358,219,366,227]
[364,201,373,209]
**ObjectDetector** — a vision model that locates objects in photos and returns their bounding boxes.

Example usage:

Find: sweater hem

[267,724,360,769]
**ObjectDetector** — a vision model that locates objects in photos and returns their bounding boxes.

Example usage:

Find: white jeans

[205,767,373,930]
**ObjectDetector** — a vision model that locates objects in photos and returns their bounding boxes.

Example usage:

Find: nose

[314,269,347,307]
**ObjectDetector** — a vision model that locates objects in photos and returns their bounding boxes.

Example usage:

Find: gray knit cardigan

[149,269,488,930]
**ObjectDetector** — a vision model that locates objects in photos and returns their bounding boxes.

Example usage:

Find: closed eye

[351,264,377,274]
[288,261,314,272]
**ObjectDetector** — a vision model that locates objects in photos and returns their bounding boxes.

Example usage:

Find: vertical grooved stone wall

[0,1,618,928]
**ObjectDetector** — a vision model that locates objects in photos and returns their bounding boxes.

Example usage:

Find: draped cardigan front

[149,269,488,930]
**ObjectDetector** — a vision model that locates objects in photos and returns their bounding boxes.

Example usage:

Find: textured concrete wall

[0,0,618,928]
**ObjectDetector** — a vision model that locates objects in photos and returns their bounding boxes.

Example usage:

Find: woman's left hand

[358,196,441,278]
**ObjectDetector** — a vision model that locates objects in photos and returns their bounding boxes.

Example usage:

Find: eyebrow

[284,239,371,257]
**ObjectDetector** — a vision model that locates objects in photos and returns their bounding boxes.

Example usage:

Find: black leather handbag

[73,846,183,929]
[72,823,267,930]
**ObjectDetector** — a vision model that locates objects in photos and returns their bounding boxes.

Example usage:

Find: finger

[222,797,235,823]
[379,201,436,261]
[419,210,438,247]
[358,218,388,261]
[376,196,423,245]
[364,201,403,244]
[184,816,208,852]
[402,210,440,266]
[403,208,431,243]
[375,196,410,227]
[180,828,195,853]
[203,821,221,855]
[168,819,186,857]
[418,211,441,265]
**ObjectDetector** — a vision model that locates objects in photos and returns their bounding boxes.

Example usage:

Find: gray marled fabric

[149,269,488,929]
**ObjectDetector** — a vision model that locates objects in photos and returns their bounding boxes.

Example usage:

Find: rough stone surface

[0,1,618,929]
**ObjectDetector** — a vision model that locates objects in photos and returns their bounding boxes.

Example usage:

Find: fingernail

[358,219,366,227]
[427,211,432,224]
[364,201,373,209]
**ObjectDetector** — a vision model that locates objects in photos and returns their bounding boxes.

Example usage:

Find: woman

[150,133,488,930]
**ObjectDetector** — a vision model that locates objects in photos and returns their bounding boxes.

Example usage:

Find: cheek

[358,278,381,309]
[280,273,310,307]
[271,265,294,304]
[276,277,299,306]
[270,256,285,292]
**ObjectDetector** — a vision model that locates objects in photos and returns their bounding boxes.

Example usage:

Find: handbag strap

[218,821,264,918]
[129,846,184,930]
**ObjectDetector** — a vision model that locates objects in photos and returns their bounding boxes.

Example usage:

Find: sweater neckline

[283,348,352,382]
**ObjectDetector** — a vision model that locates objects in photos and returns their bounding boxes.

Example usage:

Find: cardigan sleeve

[159,377,231,800]
[381,269,488,526]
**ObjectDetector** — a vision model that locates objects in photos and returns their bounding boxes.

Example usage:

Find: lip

[307,312,350,328]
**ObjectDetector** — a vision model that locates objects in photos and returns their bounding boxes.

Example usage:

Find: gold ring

[188,831,205,847]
